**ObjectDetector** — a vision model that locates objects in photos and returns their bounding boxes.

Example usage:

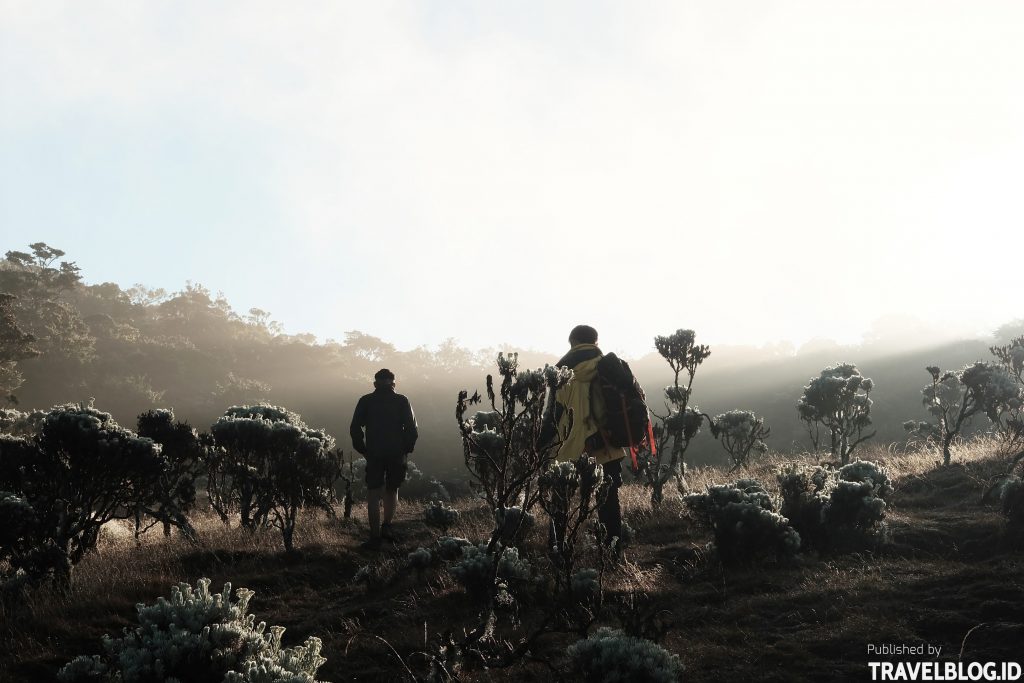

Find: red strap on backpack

[621,396,640,470]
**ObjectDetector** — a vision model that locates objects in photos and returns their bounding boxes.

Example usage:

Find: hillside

[2,440,1021,682]
[2,244,1013,478]
[641,338,995,466]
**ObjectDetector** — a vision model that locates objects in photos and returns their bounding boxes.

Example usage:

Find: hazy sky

[2,2,1022,357]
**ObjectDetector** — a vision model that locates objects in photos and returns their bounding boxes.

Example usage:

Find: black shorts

[365,452,408,492]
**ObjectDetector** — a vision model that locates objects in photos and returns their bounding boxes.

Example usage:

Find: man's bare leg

[367,487,383,538]
[382,487,399,526]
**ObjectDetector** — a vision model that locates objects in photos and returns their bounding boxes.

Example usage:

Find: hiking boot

[380,523,400,541]
[360,537,383,551]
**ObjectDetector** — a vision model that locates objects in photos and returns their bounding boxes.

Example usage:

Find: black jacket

[350,388,418,457]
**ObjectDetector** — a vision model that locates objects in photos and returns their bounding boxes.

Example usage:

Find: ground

[1,440,1022,682]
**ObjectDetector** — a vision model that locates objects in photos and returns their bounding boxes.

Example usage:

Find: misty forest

[1,241,1023,681]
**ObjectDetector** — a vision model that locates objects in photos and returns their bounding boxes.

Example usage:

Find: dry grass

[2,440,1023,682]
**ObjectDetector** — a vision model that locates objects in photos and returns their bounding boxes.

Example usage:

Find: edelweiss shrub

[59,578,327,683]
[209,404,336,551]
[714,502,801,564]
[797,363,876,464]
[638,329,712,505]
[450,543,532,597]
[827,480,886,530]
[0,407,43,437]
[778,460,892,550]
[424,500,460,531]
[777,464,832,548]
[999,476,1024,530]
[0,403,165,585]
[570,568,601,604]
[134,408,204,540]
[911,363,1022,465]
[684,479,798,563]
[566,627,684,683]
[684,479,775,527]
[838,460,893,495]
[436,536,473,561]
[712,409,770,470]
[538,455,607,576]
[826,460,892,533]
[494,505,535,544]
[408,547,434,571]
[0,490,43,590]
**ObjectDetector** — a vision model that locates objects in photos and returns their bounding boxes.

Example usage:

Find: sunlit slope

[631,338,993,466]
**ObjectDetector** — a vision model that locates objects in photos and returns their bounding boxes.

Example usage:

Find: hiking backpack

[593,353,652,455]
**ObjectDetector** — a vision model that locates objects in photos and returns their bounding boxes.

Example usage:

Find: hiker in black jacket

[350,368,418,550]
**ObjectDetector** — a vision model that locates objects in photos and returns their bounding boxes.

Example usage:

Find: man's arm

[402,396,418,454]
[539,387,564,447]
[349,396,368,455]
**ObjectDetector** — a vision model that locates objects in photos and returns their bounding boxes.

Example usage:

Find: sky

[2,1,1023,358]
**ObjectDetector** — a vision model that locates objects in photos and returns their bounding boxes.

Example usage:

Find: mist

[1,243,1014,475]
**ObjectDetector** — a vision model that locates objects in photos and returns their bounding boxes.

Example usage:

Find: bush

[827,460,892,533]
[408,546,435,571]
[449,542,532,597]
[209,404,337,551]
[59,578,327,683]
[684,479,775,527]
[0,408,43,437]
[424,500,460,532]
[570,568,601,604]
[999,476,1024,529]
[777,464,832,548]
[566,627,684,682]
[493,505,535,544]
[538,456,607,573]
[684,479,798,564]
[838,460,893,494]
[714,502,801,564]
[778,460,891,551]
[436,535,473,561]
[0,403,165,585]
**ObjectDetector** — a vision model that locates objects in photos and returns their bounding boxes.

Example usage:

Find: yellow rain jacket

[552,344,626,466]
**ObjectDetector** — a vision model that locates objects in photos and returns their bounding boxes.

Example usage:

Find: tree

[209,404,337,551]
[134,409,204,541]
[638,329,711,504]
[989,336,1024,452]
[457,353,571,538]
[712,410,770,471]
[797,363,875,464]
[0,403,165,586]
[0,293,39,403]
[908,363,1022,466]
[450,354,599,666]
[0,244,94,377]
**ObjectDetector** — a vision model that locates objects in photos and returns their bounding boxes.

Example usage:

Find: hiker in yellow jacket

[542,324,635,545]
